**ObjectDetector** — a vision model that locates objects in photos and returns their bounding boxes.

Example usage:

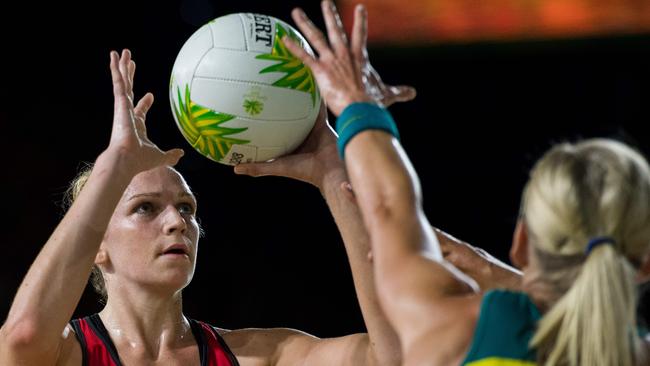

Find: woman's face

[100,166,200,295]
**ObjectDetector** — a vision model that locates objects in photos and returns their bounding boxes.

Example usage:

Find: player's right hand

[103,49,183,175]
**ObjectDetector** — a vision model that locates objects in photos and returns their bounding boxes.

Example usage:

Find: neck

[98,284,191,358]
[521,269,564,313]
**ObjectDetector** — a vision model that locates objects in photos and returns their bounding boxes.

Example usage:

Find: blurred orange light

[339,0,650,44]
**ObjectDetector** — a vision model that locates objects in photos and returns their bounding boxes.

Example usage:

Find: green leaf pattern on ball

[255,23,318,106]
[173,85,250,161]
[243,99,264,116]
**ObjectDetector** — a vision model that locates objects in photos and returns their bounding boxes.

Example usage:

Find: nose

[162,206,187,235]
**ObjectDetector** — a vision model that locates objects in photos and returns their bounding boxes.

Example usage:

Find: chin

[155,271,194,292]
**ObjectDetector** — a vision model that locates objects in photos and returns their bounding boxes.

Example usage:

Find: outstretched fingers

[321,0,349,56]
[283,36,318,71]
[118,50,134,104]
[109,50,135,140]
[291,8,332,59]
[350,4,368,67]
[110,51,127,105]
[107,49,184,169]
[128,60,136,101]
[133,92,154,137]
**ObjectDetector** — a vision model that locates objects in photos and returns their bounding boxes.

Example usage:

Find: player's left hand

[283,0,415,116]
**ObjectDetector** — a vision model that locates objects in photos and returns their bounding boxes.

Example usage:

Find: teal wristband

[335,102,400,158]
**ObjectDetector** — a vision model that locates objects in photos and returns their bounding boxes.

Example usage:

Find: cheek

[188,220,200,255]
[187,218,200,240]
[105,217,157,266]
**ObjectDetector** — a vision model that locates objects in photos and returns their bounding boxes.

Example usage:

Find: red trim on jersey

[198,322,238,366]
[74,317,118,366]
[70,315,238,366]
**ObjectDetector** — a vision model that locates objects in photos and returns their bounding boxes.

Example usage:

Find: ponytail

[531,244,640,365]
[521,139,650,365]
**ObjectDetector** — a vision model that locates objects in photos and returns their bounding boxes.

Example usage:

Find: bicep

[372,208,476,301]
[370,213,480,357]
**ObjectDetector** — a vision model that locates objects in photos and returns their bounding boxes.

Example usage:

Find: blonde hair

[522,139,650,365]
[64,163,107,304]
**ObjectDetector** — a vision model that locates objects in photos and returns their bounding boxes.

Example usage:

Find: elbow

[0,320,40,350]
[365,186,420,230]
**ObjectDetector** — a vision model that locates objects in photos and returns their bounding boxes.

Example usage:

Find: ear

[95,247,109,266]
[510,219,529,269]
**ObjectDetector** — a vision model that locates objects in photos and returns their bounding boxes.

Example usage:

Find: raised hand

[234,102,343,189]
[105,49,183,174]
[283,1,415,116]
[234,1,417,186]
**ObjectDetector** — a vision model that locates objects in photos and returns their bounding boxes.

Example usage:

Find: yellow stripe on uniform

[466,357,536,366]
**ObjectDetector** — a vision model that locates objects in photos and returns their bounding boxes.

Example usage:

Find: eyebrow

[127,192,197,202]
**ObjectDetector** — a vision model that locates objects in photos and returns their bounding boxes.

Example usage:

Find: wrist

[335,103,399,158]
[333,94,376,116]
[94,149,139,185]
[319,166,348,196]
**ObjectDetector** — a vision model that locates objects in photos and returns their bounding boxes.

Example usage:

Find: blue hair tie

[585,236,616,255]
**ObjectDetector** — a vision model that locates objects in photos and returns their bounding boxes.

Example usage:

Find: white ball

[169,13,321,165]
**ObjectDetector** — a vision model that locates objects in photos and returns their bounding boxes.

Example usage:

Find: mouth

[161,244,190,258]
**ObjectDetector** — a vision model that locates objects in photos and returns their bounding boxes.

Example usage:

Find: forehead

[124,166,193,198]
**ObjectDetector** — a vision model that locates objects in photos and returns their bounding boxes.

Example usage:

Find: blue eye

[135,202,154,214]
[178,203,195,215]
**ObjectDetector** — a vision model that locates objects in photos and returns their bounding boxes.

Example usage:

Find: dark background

[2,0,650,337]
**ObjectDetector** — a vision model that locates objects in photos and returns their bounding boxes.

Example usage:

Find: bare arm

[0,50,183,365]
[232,4,420,364]
[343,186,522,292]
[436,228,522,291]
[282,2,483,364]
[234,108,401,365]
[219,327,370,366]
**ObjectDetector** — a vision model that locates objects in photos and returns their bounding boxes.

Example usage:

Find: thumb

[163,148,184,167]
[389,85,417,102]
[234,159,288,178]
[233,154,312,183]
